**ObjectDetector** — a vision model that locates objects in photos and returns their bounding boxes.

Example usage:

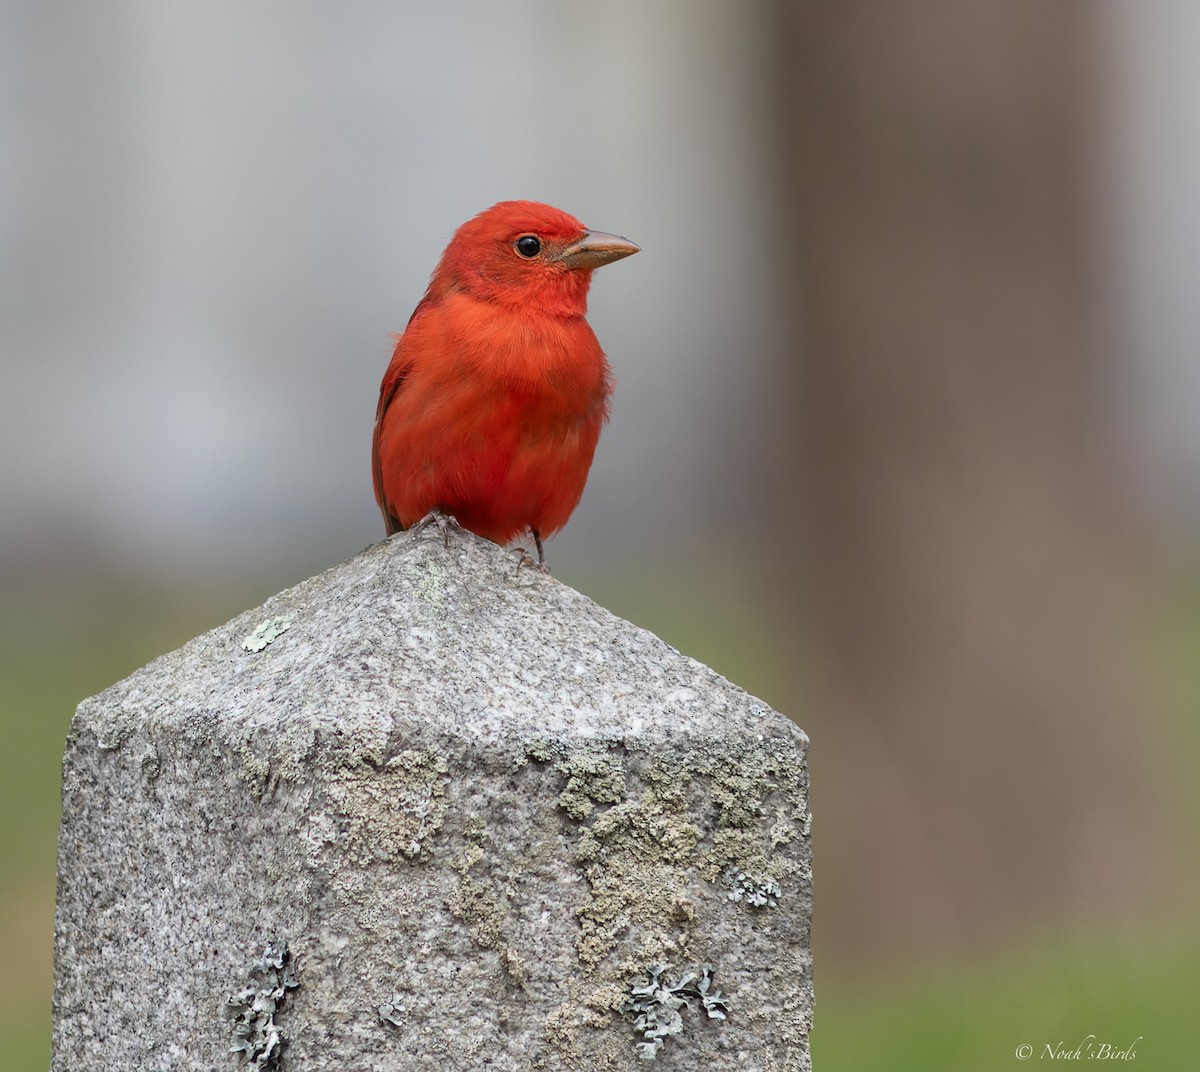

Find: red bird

[372,201,639,568]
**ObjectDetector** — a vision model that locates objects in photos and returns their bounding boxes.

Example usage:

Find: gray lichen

[224,940,299,1069]
[621,963,728,1061]
[378,994,407,1027]
[726,868,782,908]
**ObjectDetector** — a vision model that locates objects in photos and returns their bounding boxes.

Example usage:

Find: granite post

[52,532,812,1070]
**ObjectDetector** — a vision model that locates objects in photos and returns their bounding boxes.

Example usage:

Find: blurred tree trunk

[766,1,1151,962]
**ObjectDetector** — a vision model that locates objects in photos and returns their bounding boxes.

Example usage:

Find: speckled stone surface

[52,532,812,1071]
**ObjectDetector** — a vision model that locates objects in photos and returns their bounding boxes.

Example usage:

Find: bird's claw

[513,547,551,576]
[410,509,463,549]
[514,531,550,575]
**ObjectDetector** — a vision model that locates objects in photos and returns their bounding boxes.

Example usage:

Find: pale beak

[557,230,640,271]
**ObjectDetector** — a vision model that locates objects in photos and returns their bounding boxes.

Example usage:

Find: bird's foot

[410,509,464,549]
[513,549,551,575]
[513,531,551,575]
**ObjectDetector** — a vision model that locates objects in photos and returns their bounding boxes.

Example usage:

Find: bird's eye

[515,235,542,258]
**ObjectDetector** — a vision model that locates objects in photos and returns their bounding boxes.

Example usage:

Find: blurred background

[2,2,1197,1068]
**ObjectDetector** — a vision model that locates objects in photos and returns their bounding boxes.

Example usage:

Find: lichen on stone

[448,868,507,959]
[525,737,627,820]
[447,817,528,984]
[621,963,728,1060]
[725,867,782,908]
[414,557,449,608]
[574,788,700,969]
[705,741,786,828]
[378,993,407,1027]
[325,749,448,861]
[241,615,293,653]
[224,939,299,1069]
[519,727,807,1061]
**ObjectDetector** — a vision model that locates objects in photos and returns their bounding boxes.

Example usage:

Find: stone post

[52,533,812,1070]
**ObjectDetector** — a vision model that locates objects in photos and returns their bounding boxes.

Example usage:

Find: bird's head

[430,201,639,317]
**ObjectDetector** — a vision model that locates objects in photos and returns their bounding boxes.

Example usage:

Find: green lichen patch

[691,738,809,887]
[446,821,529,984]
[706,827,772,884]
[577,791,698,867]
[704,742,792,829]
[241,615,293,653]
[541,1001,588,1067]
[527,734,809,975]
[448,873,507,954]
[575,789,700,970]
[525,737,627,820]
[325,749,448,861]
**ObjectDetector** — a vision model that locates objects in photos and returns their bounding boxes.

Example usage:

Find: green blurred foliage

[815,926,1196,1071]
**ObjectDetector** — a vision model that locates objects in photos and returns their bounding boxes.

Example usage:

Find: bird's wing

[372,296,437,534]
[371,358,413,535]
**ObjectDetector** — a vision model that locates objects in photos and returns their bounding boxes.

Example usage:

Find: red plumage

[371,201,638,562]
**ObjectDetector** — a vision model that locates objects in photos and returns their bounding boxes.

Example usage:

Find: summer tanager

[371,201,639,568]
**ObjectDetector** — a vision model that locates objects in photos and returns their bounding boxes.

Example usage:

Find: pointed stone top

[75,532,802,766]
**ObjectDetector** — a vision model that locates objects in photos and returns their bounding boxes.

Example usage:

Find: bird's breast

[440,292,610,404]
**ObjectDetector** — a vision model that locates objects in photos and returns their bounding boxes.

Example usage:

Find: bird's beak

[557,230,640,271]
